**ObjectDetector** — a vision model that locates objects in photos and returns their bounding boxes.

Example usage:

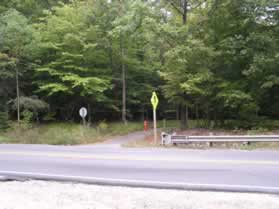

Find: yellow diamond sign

[151,91,159,110]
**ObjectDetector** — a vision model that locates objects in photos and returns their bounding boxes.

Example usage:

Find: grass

[1,119,279,148]
[103,121,143,136]
[0,121,144,145]
[156,119,211,131]
[241,142,279,150]
[0,135,10,143]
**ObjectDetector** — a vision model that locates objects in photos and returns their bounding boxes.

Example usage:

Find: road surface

[0,131,279,194]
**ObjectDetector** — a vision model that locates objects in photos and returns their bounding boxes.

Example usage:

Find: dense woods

[0,0,278,130]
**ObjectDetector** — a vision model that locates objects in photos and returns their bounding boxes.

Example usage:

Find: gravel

[0,181,279,209]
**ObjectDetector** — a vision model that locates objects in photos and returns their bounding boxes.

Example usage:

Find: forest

[0,0,278,131]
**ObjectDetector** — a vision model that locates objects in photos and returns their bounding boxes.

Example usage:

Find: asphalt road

[0,132,279,194]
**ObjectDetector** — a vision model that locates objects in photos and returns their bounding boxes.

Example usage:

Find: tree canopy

[0,0,278,129]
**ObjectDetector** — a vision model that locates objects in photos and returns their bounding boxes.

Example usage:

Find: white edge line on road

[0,170,279,193]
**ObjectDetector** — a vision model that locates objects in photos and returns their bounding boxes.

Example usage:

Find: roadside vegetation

[0,121,146,145]
[1,119,279,146]
[0,0,278,143]
[0,119,185,145]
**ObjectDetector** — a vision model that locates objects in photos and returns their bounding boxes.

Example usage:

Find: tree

[0,0,277,128]
[0,0,71,17]
[205,0,278,126]
[105,0,161,122]
[0,53,13,130]
[154,0,214,128]
[33,2,112,120]
[0,9,36,122]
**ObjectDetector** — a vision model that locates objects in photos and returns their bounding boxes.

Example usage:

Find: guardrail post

[161,132,166,145]
[207,142,212,147]
[208,133,213,147]
[161,132,171,145]
[242,141,250,146]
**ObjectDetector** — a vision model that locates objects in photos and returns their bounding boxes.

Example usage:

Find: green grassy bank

[0,121,144,145]
[1,119,279,146]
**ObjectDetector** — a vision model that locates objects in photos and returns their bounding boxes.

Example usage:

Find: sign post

[150,92,159,144]
[79,107,88,127]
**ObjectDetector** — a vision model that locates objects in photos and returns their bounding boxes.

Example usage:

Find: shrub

[9,96,49,122]
[21,109,33,129]
[0,111,9,131]
[97,121,108,132]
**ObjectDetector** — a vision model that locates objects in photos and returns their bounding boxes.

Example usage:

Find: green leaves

[9,96,49,112]
[262,76,279,89]
[217,90,252,108]
[33,1,112,104]
[0,9,34,58]
[38,83,70,96]
[0,0,278,124]
[180,71,214,96]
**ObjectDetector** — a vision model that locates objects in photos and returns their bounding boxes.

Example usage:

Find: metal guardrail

[161,132,279,145]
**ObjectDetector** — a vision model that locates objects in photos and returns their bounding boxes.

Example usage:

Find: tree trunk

[206,104,210,128]
[180,0,189,129]
[87,103,91,126]
[213,109,217,128]
[35,111,39,124]
[195,103,199,127]
[176,104,180,120]
[180,104,185,130]
[120,34,127,124]
[182,0,188,25]
[185,104,189,128]
[16,67,20,123]
[180,104,188,130]
[141,106,145,121]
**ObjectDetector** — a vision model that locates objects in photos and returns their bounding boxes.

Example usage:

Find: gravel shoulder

[0,181,278,209]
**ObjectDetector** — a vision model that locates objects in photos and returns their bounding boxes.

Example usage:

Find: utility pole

[120,33,127,124]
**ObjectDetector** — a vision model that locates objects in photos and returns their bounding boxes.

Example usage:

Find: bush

[97,121,108,132]
[247,127,269,135]
[0,111,9,131]
[21,109,33,129]
[9,96,49,122]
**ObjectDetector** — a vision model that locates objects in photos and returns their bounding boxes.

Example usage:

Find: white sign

[79,107,87,118]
